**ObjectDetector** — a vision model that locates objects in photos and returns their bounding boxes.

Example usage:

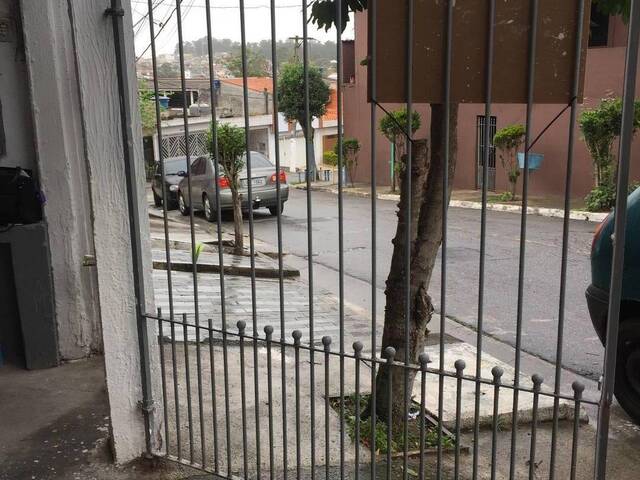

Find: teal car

[586,187,640,423]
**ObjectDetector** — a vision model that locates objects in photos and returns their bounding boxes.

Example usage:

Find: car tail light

[218,176,230,189]
[592,214,611,254]
[270,170,287,184]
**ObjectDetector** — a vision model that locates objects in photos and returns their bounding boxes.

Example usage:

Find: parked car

[586,187,640,423]
[151,156,195,209]
[177,151,289,220]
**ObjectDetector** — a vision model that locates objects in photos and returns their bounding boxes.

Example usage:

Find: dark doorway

[476,115,497,191]
[0,243,25,368]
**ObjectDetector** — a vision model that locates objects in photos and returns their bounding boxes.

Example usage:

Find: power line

[136,1,180,61]
[130,0,301,9]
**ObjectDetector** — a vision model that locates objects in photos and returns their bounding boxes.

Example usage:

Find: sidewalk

[293,182,609,223]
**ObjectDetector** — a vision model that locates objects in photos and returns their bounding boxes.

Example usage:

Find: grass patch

[329,394,455,455]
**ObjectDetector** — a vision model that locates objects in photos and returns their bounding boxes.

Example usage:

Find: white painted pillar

[21,0,160,462]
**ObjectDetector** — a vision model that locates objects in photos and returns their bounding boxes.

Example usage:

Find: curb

[153,260,300,278]
[293,184,609,223]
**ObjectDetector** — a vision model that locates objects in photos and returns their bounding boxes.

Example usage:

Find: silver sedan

[176,151,289,221]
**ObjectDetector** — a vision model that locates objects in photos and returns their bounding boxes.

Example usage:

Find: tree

[208,122,246,254]
[277,62,331,179]
[379,108,421,192]
[334,137,361,187]
[222,49,271,77]
[593,0,631,21]
[310,0,458,422]
[306,0,630,425]
[138,81,158,137]
[580,97,640,210]
[493,124,526,200]
[157,62,179,78]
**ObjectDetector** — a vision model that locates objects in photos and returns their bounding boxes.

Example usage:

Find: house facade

[343,7,640,199]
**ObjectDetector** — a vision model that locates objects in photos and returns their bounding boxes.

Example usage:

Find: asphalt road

[216,188,603,380]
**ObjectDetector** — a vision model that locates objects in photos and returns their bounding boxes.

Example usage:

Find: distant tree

[593,0,631,20]
[137,80,158,137]
[379,108,421,192]
[334,137,361,187]
[493,124,526,200]
[208,122,246,254]
[221,49,270,77]
[277,62,331,179]
[157,62,179,78]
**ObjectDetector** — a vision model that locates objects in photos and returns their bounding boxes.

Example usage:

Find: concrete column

[21,0,161,462]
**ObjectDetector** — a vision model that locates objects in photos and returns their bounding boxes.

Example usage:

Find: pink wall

[344,12,640,199]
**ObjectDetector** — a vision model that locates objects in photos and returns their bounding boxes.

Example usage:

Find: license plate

[242,177,265,187]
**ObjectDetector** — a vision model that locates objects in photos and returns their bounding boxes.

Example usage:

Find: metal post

[595,1,640,476]
[106,0,154,457]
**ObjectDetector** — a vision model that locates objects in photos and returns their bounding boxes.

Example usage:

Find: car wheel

[203,194,216,222]
[153,190,162,207]
[178,192,189,216]
[268,203,284,217]
[615,318,640,424]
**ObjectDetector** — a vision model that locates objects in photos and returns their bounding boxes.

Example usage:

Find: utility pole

[288,35,317,62]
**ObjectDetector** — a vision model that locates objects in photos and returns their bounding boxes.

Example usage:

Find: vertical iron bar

[369,1,378,478]
[490,367,503,480]
[354,342,363,480]
[208,319,220,473]
[196,315,206,467]
[549,3,586,479]
[454,359,466,479]
[570,381,585,480]
[182,313,194,463]
[107,0,154,456]
[528,375,543,479]
[301,3,317,479]
[267,1,289,477]
[237,2,262,477]
[158,308,170,455]
[265,326,275,480]
[239,321,249,478]
[171,308,181,458]
[323,336,332,479]
[146,0,175,325]
[438,2,454,479]
[403,1,414,478]
[418,354,430,480]
[173,0,200,385]
[385,347,396,479]
[473,1,496,478]
[335,3,346,480]
[293,330,303,480]
[509,2,539,478]
[202,1,232,474]
[595,1,640,475]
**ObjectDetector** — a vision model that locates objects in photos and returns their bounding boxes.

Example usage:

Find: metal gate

[109,0,640,478]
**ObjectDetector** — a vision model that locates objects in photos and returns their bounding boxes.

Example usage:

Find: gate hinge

[104,7,125,18]
[138,399,156,414]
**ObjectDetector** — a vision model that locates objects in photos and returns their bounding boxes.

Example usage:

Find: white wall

[21,0,160,462]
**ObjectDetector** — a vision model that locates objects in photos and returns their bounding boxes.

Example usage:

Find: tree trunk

[230,185,244,254]
[300,121,318,181]
[373,104,458,420]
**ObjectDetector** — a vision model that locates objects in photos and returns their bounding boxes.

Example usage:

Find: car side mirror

[177,170,188,177]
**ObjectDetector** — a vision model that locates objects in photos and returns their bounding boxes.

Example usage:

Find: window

[191,158,205,175]
[245,151,273,168]
[589,4,610,47]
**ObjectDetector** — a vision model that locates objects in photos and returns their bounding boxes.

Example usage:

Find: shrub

[323,150,338,167]
[493,124,526,200]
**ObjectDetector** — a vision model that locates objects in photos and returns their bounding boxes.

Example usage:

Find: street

[206,188,602,380]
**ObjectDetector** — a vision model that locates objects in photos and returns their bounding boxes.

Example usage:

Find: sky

[131,0,355,58]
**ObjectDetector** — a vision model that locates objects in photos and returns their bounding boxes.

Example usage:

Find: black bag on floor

[0,167,42,226]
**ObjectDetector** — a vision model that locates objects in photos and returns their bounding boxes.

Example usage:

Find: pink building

[343,7,640,199]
